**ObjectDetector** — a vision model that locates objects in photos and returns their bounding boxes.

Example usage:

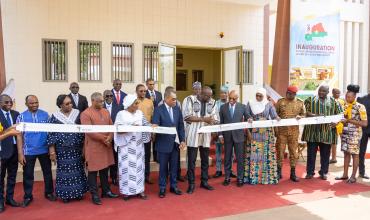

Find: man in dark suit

[152,90,186,198]
[145,78,163,108]
[112,79,127,109]
[219,90,250,187]
[68,82,89,112]
[357,91,370,179]
[0,94,21,212]
[103,90,123,185]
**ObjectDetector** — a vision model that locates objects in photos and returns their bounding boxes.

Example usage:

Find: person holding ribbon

[80,92,119,205]
[152,89,186,198]
[303,85,343,180]
[244,88,280,185]
[275,85,306,182]
[114,94,151,201]
[184,86,218,193]
[47,94,88,203]
[335,84,367,183]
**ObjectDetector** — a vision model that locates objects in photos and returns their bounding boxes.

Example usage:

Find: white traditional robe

[114,110,150,195]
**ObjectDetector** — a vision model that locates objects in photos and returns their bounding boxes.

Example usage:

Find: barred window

[237,50,254,84]
[42,39,67,81]
[112,43,133,82]
[143,45,158,81]
[78,41,101,81]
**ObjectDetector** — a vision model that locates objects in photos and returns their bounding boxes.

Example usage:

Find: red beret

[287,85,299,93]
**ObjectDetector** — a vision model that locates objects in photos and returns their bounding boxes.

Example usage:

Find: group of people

[0,78,369,213]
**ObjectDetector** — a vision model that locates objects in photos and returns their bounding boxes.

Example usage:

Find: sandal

[335,176,349,180]
[347,177,357,184]
[329,159,337,164]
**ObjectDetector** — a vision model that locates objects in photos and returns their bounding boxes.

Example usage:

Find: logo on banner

[305,23,328,41]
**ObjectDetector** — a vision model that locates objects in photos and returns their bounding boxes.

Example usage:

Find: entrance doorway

[175,47,222,102]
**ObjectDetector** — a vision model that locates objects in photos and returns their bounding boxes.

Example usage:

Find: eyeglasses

[4,101,13,104]
[229,97,237,101]
[105,95,113,98]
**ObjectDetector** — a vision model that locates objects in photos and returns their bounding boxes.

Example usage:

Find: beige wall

[1,0,264,112]
[176,48,221,102]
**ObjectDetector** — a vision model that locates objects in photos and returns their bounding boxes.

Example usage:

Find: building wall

[1,0,264,112]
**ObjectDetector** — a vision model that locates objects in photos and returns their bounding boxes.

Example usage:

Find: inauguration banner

[290,0,340,99]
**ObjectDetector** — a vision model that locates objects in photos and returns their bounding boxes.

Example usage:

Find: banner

[290,0,340,99]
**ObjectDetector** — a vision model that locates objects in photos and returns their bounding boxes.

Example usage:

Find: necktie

[151,91,156,101]
[229,105,234,118]
[6,112,12,126]
[168,107,174,123]
[116,92,120,105]
[73,94,78,105]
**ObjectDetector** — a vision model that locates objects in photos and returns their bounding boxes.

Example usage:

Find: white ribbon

[197,114,344,133]
[16,123,177,134]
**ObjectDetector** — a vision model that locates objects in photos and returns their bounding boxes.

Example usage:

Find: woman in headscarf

[335,84,368,184]
[47,94,88,203]
[114,94,151,201]
[244,88,280,185]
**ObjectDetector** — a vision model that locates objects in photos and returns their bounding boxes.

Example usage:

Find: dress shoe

[158,189,166,198]
[177,176,185,182]
[22,198,33,207]
[200,182,214,191]
[223,179,231,186]
[230,172,237,178]
[0,202,4,213]
[320,174,328,180]
[187,184,195,194]
[92,195,102,205]
[213,171,222,178]
[62,199,70,203]
[101,191,119,198]
[305,174,314,179]
[237,180,244,187]
[359,173,370,179]
[170,187,183,195]
[111,178,118,186]
[45,193,57,202]
[145,179,154,184]
[290,168,299,182]
[5,199,21,207]
[122,195,130,201]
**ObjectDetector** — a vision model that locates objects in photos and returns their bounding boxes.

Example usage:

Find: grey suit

[220,102,250,180]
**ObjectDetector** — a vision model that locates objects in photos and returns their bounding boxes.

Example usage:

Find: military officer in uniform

[275,85,306,182]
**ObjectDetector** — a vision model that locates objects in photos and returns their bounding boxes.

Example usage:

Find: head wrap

[123,94,137,109]
[249,87,269,115]
[220,84,229,93]
[287,85,299,93]
[192,81,202,89]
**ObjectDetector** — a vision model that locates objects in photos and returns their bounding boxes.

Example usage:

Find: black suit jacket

[103,102,123,123]
[0,109,20,159]
[220,102,249,143]
[145,90,163,108]
[357,94,370,134]
[69,93,89,113]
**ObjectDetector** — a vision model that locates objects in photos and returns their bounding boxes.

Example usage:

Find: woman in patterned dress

[244,88,280,185]
[335,84,368,183]
[47,95,88,203]
[114,94,151,201]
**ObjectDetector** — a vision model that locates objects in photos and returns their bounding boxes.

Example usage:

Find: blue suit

[111,89,127,109]
[152,104,185,190]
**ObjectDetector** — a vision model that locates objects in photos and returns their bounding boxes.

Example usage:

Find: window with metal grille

[78,41,101,81]
[237,50,254,84]
[143,45,158,81]
[111,43,133,82]
[42,39,67,81]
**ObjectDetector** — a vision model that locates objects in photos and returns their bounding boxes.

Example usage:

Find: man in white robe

[114,94,151,200]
